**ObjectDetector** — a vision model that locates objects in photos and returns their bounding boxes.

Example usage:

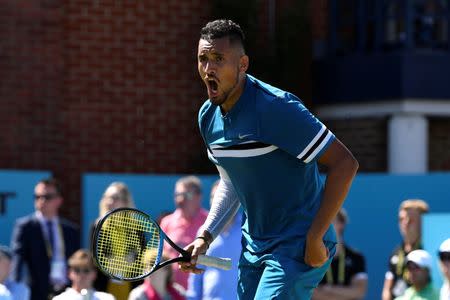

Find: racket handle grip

[197,255,232,270]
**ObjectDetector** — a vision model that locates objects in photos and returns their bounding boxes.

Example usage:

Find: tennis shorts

[237,240,336,300]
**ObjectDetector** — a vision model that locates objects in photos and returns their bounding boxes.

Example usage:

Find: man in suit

[10,178,80,300]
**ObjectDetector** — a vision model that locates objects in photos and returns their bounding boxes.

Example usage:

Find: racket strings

[96,210,161,279]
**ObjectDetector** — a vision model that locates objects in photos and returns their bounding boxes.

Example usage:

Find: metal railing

[327,0,450,56]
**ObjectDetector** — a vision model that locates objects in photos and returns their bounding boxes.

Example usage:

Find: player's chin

[209,95,225,106]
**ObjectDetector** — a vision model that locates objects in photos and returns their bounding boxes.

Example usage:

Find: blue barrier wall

[0,170,51,245]
[83,172,450,300]
[0,171,446,300]
[423,213,450,292]
[342,173,450,300]
[82,173,219,247]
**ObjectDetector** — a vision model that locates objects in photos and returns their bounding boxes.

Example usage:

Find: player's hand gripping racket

[92,208,231,281]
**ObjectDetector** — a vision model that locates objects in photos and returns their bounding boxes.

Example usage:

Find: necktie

[46,220,55,256]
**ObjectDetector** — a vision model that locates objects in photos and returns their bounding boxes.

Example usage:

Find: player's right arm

[179,166,240,274]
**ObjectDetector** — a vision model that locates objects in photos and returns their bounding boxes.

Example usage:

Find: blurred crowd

[0,177,448,300]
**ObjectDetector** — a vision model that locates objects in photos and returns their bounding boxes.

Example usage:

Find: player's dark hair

[200,19,245,51]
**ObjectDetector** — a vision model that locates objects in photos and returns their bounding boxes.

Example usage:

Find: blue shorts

[237,240,336,300]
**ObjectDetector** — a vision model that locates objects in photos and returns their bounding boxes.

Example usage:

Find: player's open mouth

[207,79,218,95]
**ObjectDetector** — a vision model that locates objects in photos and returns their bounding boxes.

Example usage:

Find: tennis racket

[92,207,231,281]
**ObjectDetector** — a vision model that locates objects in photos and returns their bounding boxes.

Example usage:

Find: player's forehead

[198,37,234,55]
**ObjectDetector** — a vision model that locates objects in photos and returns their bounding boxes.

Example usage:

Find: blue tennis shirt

[198,74,336,254]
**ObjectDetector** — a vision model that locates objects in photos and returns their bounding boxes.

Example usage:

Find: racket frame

[92,207,197,281]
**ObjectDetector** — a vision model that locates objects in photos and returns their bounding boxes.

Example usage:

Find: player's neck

[220,74,246,113]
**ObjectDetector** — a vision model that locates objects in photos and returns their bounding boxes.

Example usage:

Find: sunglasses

[174,191,195,200]
[439,252,450,261]
[71,267,93,274]
[34,194,59,201]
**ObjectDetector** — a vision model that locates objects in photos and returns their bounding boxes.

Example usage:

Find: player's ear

[239,55,249,73]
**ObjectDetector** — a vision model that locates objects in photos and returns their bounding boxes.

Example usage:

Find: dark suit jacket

[10,213,80,300]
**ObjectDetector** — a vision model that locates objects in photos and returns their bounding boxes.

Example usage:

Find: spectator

[394,249,439,300]
[128,254,184,300]
[312,208,367,300]
[159,176,208,290]
[52,249,115,300]
[10,178,80,300]
[186,180,242,300]
[89,182,136,300]
[438,238,450,300]
[0,245,29,300]
[382,199,429,300]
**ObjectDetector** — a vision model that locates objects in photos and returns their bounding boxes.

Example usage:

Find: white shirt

[441,280,450,300]
[52,288,116,300]
[0,284,12,300]
[35,211,67,286]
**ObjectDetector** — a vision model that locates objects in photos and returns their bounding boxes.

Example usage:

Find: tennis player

[180,19,359,299]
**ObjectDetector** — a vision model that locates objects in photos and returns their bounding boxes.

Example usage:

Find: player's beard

[209,66,240,107]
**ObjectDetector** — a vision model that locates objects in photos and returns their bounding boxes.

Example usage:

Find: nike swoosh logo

[238,133,253,139]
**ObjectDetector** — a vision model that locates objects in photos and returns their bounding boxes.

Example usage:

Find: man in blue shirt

[0,245,30,300]
[180,19,359,299]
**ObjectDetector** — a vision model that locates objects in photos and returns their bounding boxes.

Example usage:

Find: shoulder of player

[249,76,306,117]
[198,99,214,122]
[198,100,217,136]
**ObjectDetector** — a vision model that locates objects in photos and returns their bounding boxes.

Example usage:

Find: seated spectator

[394,249,439,300]
[312,208,367,300]
[52,249,115,300]
[438,238,450,300]
[0,245,29,300]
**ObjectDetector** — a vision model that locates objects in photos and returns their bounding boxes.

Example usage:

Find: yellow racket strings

[96,210,161,279]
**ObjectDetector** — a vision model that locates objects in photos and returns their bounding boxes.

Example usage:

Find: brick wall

[0,1,214,222]
[429,117,450,170]
[323,118,388,172]
[310,0,328,40]
[323,116,450,173]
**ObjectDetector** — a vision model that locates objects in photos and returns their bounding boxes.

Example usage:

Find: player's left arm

[305,139,359,267]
